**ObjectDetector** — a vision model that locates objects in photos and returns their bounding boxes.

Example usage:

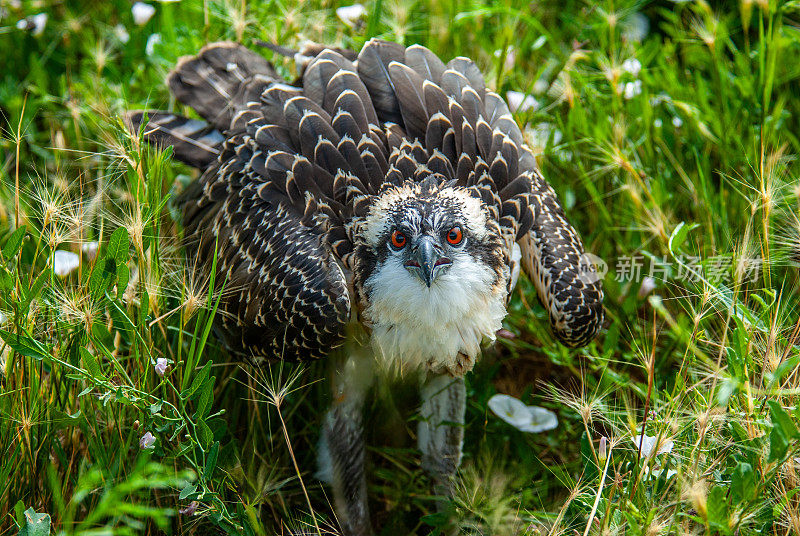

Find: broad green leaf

[2,226,26,259]
[116,264,130,300]
[579,431,599,479]
[706,485,729,532]
[89,321,113,346]
[182,360,211,400]
[106,227,130,263]
[88,260,115,302]
[365,0,384,39]
[13,501,25,526]
[668,221,699,255]
[716,377,739,406]
[731,462,755,503]
[20,271,48,318]
[726,346,743,378]
[768,425,789,463]
[79,348,104,380]
[179,483,198,501]
[197,419,213,448]
[0,330,49,360]
[0,267,13,291]
[768,400,798,439]
[18,507,51,536]
[193,376,215,420]
[205,441,220,477]
[420,512,449,528]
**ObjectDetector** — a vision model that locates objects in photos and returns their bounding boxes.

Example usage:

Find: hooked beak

[404,235,452,287]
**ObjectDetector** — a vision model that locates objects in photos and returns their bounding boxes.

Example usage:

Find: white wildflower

[114,24,130,44]
[54,250,80,277]
[81,241,99,260]
[488,394,558,433]
[31,12,47,35]
[533,78,549,95]
[638,276,657,298]
[623,80,642,100]
[634,432,673,458]
[17,12,47,35]
[621,58,642,77]
[154,357,168,377]
[623,13,649,42]
[132,2,156,26]
[505,46,516,71]
[336,4,366,28]
[672,116,683,128]
[145,33,161,56]
[520,406,558,432]
[506,91,538,113]
[654,118,663,128]
[525,123,562,150]
[139,431,156,449]
[489,394,531,429]
[494,46,516,71]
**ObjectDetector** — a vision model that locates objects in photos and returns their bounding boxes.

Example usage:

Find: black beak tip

[405,236,451,287]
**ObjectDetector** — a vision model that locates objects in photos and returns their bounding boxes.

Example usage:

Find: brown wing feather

[168,41,279,131]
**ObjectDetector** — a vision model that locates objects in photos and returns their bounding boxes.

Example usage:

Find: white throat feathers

[363,250,506,374]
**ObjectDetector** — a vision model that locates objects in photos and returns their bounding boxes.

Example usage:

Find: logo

[578,252,607,284]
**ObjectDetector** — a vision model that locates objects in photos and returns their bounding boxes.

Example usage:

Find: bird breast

[361,250,507,375]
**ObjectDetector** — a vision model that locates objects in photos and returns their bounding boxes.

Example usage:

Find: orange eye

[446,226,463,245]
[391,230,407,249]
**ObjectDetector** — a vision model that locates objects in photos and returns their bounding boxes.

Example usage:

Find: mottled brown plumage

[127,39,603,364]
[127,39,604,536]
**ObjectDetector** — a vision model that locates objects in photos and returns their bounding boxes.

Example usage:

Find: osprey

[128,39,603,535]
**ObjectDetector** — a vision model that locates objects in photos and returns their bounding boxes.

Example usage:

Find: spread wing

[127,39,602,359]
[128,42,353,360]
[179,149,351,360]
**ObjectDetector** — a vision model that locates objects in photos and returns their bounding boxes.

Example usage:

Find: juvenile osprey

[128,39,603,535]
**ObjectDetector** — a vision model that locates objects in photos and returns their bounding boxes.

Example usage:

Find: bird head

[353,176,508,373]
[356,176,506,291]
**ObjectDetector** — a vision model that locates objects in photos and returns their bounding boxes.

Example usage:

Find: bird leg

[317,352,374,536]
[418,373,466,501]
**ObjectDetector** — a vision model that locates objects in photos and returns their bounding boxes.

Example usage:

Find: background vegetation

[2,0,800,534]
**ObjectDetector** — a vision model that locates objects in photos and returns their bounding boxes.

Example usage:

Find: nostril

[405,260,421,268]
[434,258,451,267]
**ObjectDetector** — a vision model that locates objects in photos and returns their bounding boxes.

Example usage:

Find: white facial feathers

[363,248,506,374]
[361,182,491,248]
[356,181,508,375]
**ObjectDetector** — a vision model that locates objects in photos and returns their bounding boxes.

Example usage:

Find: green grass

[2,0,800,534]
